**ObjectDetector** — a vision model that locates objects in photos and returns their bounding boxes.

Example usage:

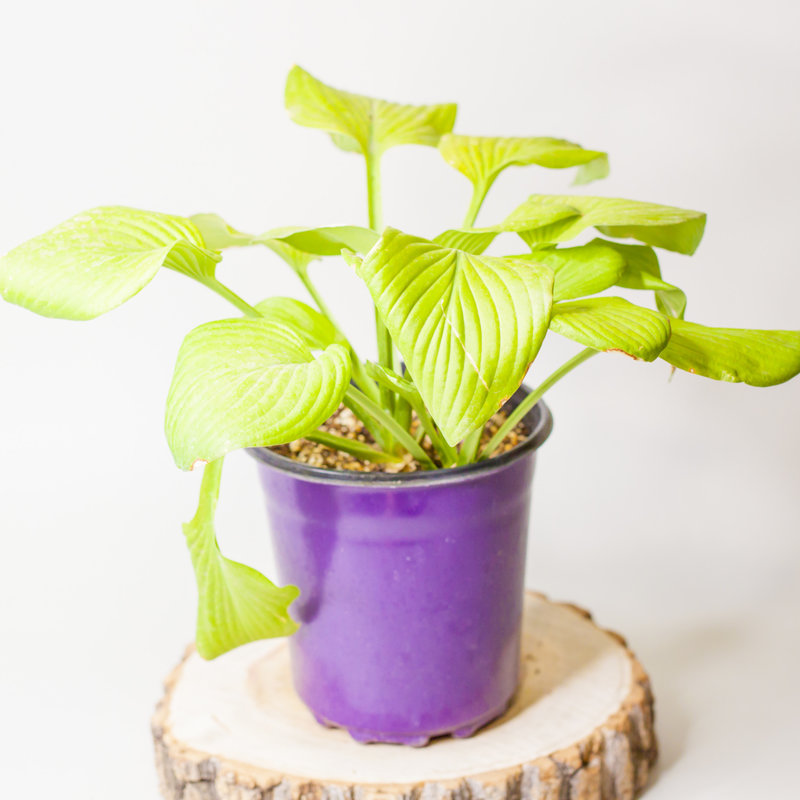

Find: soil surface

[270,406,529,473]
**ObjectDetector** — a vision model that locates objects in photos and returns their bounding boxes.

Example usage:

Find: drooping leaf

[189,215,378,274]
[660,320,800,386]
[285,66,456,156]
[573,154,610,185]
[550,297,671,361]
[438,134,608,194]
[184,458,298,660]
[602,239,688,319]
[166,318,351,470]
[434,204,587,257]
[504,195,707,254]
[254,296,345,349]
[352,228,553,445]
[512,242,627,302]
[264,225,379,256]
[189,213,256,249]
[0,206,220,320]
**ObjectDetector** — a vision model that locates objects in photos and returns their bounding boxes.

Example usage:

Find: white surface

[0,1,797,797]
[169,595,632,782]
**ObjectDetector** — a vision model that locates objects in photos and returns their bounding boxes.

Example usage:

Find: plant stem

[366,363,458,467]
[458,427,484,465]
[463,183,487,228]
[305,431,402,464]
[462,177,498,228]
[345,386,436,470]
[296,270,380,404]
[479,348,599,460]
[365,144,397,428]
[202,277,261,317]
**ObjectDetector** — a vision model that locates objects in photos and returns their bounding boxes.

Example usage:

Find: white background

[1,1,798,796]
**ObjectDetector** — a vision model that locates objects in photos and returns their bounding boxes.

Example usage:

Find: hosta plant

[2,66,799,659]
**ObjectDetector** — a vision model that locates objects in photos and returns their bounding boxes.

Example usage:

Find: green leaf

[439,134,608,192]
[354,228,553,446]
[550,297,671,361]
[285,66,457,156]
[513,242,627,302]
[185,459,298,660]
[0,206,220,320]
[433,228,499,254]
[189,215,378,274]
[660,320,800,386]
[166,318,351,470]
[603,239,688,319]
[574,154,610,185]
[254,296,345,349]
[263,225,379,256]
[189,213,256,249]
[504,195,707,254]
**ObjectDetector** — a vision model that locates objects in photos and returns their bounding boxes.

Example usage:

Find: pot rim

[247,385,552,487]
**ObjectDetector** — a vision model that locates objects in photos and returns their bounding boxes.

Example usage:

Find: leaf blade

[185,459,298,660]
[285,66,456,156]
[439,134,608,189]
[505,195,707,254]
[0,206,219,320]
[512,242,627,302]
[660,320,800,386]
[166,318,351,469]
[254,296,345,350]
[355,228,553,445]
[550,297,672,361]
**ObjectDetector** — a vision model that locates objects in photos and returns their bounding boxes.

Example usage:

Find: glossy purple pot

[249,390,552,745]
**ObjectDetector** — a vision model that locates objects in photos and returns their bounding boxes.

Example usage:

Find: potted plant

[2,65,798,746]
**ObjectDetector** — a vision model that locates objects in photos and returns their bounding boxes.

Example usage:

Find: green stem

[366,145,397,427]
[345,387,436,470]
[297,270,380,404]
[458,427,484,465]
[366,363,457,467]
[462,177,495,228]
[305,431,401,464]
[479,348,599,460]
[414,403,457,467]
[202,277,261,318]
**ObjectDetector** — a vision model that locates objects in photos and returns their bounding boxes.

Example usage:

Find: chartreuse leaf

[433,228,499,254]
[512,242,627,302]
[353,228,553,446]
[438,134,608,194]
[189,213,256,249]
[264,226,378,256]
[285,65,456,156]
[166,318,351,470]
[660,320,800,386]
[0,206,220,320]
[550,297,671,361]
[254,297,344,349]
[504,195,707,254]
[433,205,585,256]
[185,458,298,660]
[189,214,378,275]
[601,239,688,319]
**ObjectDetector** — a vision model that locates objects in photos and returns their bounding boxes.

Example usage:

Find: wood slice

[152,592,657,800]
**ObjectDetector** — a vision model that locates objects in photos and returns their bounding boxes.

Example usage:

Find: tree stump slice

[152,592,657,800]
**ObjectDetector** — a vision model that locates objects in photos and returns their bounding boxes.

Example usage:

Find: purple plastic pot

[249,389,552,746]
